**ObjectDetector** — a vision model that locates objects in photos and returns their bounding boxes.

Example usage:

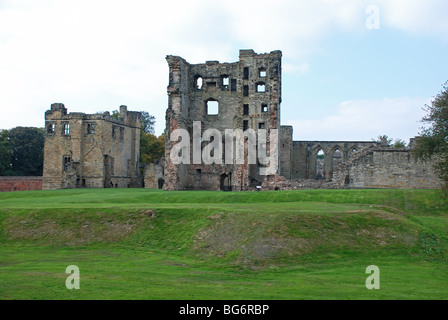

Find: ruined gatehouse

[42,103,141,190]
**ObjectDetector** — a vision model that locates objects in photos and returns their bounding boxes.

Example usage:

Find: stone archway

[316,149,325,180]
[220,173,232,191]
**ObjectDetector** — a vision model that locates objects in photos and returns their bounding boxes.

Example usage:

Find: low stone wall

[261,175,342,191]
[261,146,443,190]
[0,176,43,192]
[347,148,442,189]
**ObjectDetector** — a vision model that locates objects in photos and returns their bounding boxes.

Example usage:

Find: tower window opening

[195,76,203,89]
[243,104,249,115]
[62,123,70,135]
[206,100,219,115]
[243,85,249,96]
[256,83,266,93]
[222,76,229,87]
[243,120,249,131]
[243,67,249,80]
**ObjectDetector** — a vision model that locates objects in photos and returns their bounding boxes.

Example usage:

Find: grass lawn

[0,188,447,300]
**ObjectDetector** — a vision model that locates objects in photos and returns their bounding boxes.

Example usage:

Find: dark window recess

[47,123,55,134]
[259,122,265,129]
[62,123,70,135]
[243,85,249,97]
[231,79,237,92]
[261,104,268,112]
[63,156,71,171]
[195,168,202,181]
[243,120,249,131]
[63,156,71,165]
[243,104,249,115]
[243,67,249,80]
[87,123,95,134]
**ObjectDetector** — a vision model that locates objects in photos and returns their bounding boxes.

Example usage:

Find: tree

[8,127,44,176]
[392,139,407,149]
[0,129,13,175]
[140,111,156,134]
[374,135,407,148]
[111,110,120,120]
[111,109,155,134]
[413,81,448,187]
[375,135,393,147]
[140,132,165,164]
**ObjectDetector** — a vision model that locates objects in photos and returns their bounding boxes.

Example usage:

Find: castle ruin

[161,49,442,191]
[164,49,282,190]
[42,103,141,190]
[40,49,442,191]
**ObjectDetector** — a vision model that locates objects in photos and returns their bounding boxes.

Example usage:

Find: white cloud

[379,0,448,39]
[285,97,429,142]
[0,0,446,136]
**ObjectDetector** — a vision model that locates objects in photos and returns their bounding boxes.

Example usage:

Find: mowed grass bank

[0,188,447,299]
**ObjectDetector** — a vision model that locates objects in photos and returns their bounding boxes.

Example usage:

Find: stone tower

[164,49,282,190]
[42,103,141,189]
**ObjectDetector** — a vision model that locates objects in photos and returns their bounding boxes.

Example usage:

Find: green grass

[0,188,447,300]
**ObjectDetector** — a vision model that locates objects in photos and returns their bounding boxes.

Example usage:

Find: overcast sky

[1,0,447,143]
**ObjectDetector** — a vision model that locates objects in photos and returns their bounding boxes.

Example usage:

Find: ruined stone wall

[291,140,378,180]
[279,126,293,180]
[347,148,442,189]
[164,50,282,191]
[144,158,165,189]
[0,176,43,192]
[261,145,443,190]
[43,103,141,190]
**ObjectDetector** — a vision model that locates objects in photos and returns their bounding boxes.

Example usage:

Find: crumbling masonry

[164,50,282,190]
[43,104,141,190]
[162,49,442,190]
[40,49,442,191]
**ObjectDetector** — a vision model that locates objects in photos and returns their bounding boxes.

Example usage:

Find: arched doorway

[220,173,232,191]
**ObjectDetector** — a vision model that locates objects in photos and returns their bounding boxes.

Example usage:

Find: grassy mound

[0,188,447,299]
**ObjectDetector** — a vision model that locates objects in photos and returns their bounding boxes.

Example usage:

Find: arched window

[256,82,266,93]
[316,149,325,180]
[222,75,229,87]
[195,76,203,89]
